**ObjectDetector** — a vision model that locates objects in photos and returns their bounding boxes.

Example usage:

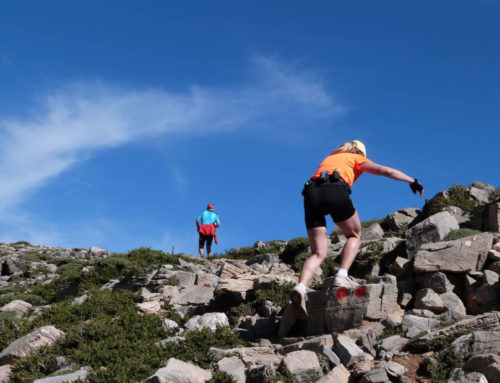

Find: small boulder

[333,334,373,367]
[33,366,91,383]
[217,356,246,383]
[316,365,350,383]
[414,288,446,314]
[146,358,211,383]
[282,350,321,379]
[0,300,32,318]
[184,312,229,332]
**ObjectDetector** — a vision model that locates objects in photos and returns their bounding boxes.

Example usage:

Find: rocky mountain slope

[0,182,499,383]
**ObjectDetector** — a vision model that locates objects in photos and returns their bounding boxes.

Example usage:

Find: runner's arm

[360,161,415,184]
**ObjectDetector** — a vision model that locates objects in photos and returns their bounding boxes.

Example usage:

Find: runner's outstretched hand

[410,178,424,196]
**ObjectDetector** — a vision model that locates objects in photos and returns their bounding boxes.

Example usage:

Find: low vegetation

[443,228,482,241]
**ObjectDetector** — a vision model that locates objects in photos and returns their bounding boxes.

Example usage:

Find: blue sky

[0,1,498,255]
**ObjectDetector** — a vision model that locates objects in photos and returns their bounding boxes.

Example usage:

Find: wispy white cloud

[0,56,340,211]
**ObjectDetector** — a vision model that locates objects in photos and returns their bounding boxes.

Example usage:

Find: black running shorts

[199,233,214,248]
[303,182,355,229]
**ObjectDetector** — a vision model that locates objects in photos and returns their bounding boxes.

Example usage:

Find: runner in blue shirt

[196,203,220,257]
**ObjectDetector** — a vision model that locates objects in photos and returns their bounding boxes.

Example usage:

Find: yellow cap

[353,140,366,156]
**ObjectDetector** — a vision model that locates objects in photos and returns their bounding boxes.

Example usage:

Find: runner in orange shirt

[291,140,424,318]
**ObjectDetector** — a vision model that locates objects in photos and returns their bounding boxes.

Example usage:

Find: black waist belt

[302,170,351,194]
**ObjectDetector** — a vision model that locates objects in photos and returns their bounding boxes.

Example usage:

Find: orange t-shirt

[312,152,371,186]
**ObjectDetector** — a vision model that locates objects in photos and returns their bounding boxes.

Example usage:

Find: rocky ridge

[0,182,499,383]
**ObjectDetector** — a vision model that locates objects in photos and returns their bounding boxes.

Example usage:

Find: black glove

[410,178,424,195]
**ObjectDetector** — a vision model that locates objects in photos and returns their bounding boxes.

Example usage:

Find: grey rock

[440,292,467,315]
[487,261,500,273]
[388,257,409,275]
[401,314,440,338]
[210,346,283,367]
[46,356,69,374]
[173,271,197,286]
[88,246,110,258]
[464,354,500,383]
[419,312,500,342]
[146,358,211,383]
[381,208,419,231]
[414,288,446,314]
[184,312,229,332]
[195,272,219,287]
[33,367,91,383]
[316,365,350,383]
[0,299,32,318]
[0,326,65,365]
[446,368,487,383]
[358,367,390,383]
[487,202,500,232]
[259,300,281,317]
[469,187,491,204]
[283,350,321,379]
[377,335,409,355]
[380,361,406,377]
[406,211,459,258]
[484,270,499,285]
[488,249,500,262]
[472,329,500,356]
[320,344,341,366]
[280,335,333,354]
[414,233,493,273]
[362,223,385,242]
[162,319,179,331]
[442,206,470,225]
[333,334,373,367]
[217,357,246,383]
[170,285,215,305]
[246,364,277,383]
[416,272,457,294]
[0,365,11,383]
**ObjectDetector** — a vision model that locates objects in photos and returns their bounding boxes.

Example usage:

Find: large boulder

[146,358,211,383]
[300,275,403,336]
[184,312,229,332]
[446,369,488,383]
[211,346,283,368]
[414,233,493,273]
[464,354,500,383]
[0,300,32,318]
[0,326,65,365]
[406,211,459,258]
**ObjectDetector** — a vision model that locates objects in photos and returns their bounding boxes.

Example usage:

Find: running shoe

[290,286,308,319]
[333,275,360,288]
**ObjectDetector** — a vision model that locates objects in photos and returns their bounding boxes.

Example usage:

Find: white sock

[297,283,307,293]
[337,268,348,278]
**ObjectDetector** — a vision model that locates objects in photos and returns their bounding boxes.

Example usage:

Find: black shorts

[199,234,214,248]
[303,182,355,229]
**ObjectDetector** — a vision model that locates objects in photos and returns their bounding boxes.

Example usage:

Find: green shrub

[280,237,309,265]
[20,252,50,262]
[0,293,44,306]
[292,251,310,272]
[321,256,340,278]
[489,188,500,202]
[406,330,471,354]
[12,241,32,246]
[160,326,246,369]
[443,229,482,241]
[428,349,464,383]
[223,246,256,260]
[422,184,477,219]
[207,371,237,383]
